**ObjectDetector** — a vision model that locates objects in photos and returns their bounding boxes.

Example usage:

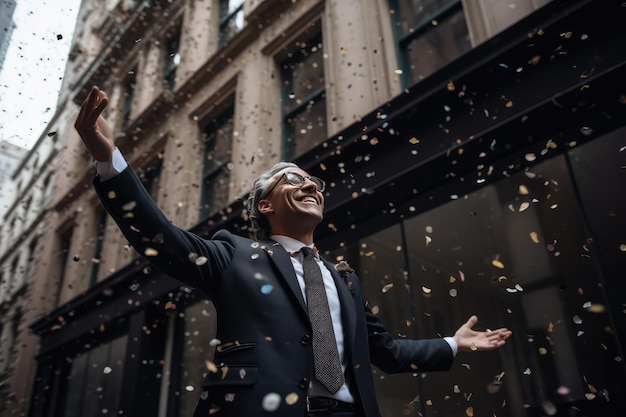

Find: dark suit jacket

[94,167,454,417]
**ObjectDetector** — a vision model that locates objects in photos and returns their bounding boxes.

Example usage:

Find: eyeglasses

[261,172,326,199]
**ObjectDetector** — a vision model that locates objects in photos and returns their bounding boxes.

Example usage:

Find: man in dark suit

[75,86,511,417]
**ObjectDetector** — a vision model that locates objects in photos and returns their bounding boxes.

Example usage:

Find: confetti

[261,393,281,412]
[144,247,158,256]
[491,259,505,269]
[382,283,394,293]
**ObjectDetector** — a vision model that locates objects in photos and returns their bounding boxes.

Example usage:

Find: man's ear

[258,199,273,215]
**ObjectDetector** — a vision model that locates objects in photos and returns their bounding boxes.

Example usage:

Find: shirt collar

[272,235,317,258]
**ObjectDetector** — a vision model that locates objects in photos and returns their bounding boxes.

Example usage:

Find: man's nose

[300,178,319,192]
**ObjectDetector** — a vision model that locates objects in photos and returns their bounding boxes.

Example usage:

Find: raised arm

[74,86,116,162]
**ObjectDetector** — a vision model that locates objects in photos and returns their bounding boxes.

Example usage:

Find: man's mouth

[300,196,319,205]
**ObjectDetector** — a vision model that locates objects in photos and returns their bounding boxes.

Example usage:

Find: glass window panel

[402,8,471,83]
[61,334,128,417]
[200,107,233,218]
[176,300,217,417]
[282,39,325,110]
[219,0,244,46]
[396,0,459,37]
[285,94,327,158]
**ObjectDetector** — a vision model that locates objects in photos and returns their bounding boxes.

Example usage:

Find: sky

[0,0,82,150]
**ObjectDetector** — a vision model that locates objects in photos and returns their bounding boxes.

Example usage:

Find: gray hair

[245,161,298,240]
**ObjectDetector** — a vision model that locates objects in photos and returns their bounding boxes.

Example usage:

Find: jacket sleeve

[93,165,235,295]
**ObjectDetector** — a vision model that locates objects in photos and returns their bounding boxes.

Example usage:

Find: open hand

[453,315,512,352]
[74,86,115,161]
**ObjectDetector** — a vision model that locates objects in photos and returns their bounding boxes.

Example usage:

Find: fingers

[76,86,108,133]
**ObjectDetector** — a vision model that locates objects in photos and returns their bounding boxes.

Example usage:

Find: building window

[167,298,217,417]
[390,0,471,88]
[279,22,326,160]
[60,334,128,417]
[89,210,107,287]
[163,21,182,89]
[199,105,233,219]
[136,156,163,202]
[121,69,137,131]
[218,0,244,46]
[55,227,74,306]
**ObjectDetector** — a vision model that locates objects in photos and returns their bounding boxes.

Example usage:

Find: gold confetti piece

[205,360,218,373]
[422,286,431,294]
[449,276,456,283]
[425,399,433,406]
[285,393,299,405]
[382,283,394,293]
[425,236,432,246]
[466,406,474,417]
[585,393,596,400]
[538,347,548,355]
[492,259,505,269]
[619,244,626,252]
[498,275,507,282]
[530,232,540,243]
[518,184,529,195]
[446,80,455,91]
[409,137,420,144]
[144,247,158,256]
[371,305,380,314]
[547,322,554,332]
[505,100,513,108]
[107,191,117,199]
[165,301,176,310]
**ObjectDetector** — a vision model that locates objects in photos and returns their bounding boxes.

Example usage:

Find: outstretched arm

[74,86,115,162]
[453,315,512,352]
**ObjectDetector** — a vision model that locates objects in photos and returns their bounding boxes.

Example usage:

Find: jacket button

[301,334,311,344]
[298,378,309,389]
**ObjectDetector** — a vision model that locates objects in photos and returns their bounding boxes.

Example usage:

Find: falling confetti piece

[422,286,432,294]
[538,347,548,355]
[470,343,477,351]
[262,393,281,412]
[518,185,529,195]
[144,247,158,256]
[425,236,432,246]
[573,315,583,324]
[251,253,260,260]
[103,366,112,374]
[195,256,208,266]
[382,283,394,293]
[260,284,273,294]
[466,406,474,417]
[122,201,137,211]
[492,259,505,269]
[449,289,458,297]
[285,393,299,405]
[530,232,540,243]
[523,368,532,375]
[185,385,195,392]
[519,202,530,212]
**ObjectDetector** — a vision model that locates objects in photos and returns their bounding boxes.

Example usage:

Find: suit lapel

[263,241,308,316]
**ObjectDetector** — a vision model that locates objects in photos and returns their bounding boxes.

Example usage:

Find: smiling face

[257,167,325,244]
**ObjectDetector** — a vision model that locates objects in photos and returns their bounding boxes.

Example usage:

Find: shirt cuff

[96,148,128,181]
[444,337,458,357]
